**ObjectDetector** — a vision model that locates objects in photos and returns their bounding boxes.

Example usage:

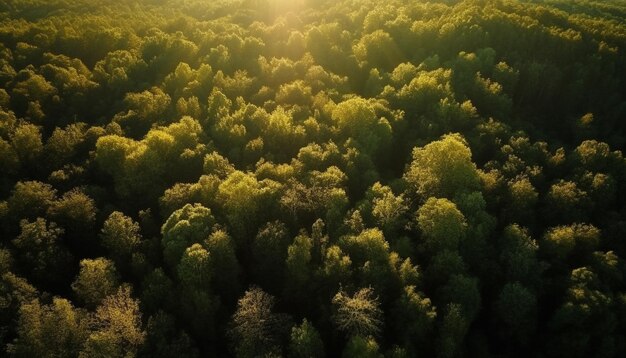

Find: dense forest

[1,0,626,356]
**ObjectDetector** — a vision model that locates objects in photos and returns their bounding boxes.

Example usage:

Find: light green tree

[161,203,215,269]
[289,319,325,358]
[72,258,120,309]
[404,134,480,199]
[417,197,467,253]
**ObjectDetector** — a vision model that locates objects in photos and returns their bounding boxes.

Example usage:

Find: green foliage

[499,224,541,287]
[289,319,325,358]
[251,221,290,292]
[369,183,408,234]
[161,203,216,269]
[177,244,211,289]
[543,223,601,262]
[438,274,481,322]
[95,116,207,202]
[218,170,280,240]
[392,285,437,355]
[340,228,389,266]
[205,229,240,301]
[10,298,90,358]
[11,123,43,165]
[332,97,392,156]
[7,181,56,221]
[285,233,313,300]
[321,245,353,290]
[416,197,467,253]
[437,304,468,358]
[0,273,38,348]
[82,286,145,358]
[12,218,72,288]
[47,188,96,236]
[72,258,119,309]
[547,266,615,357]
[545,180,591,224]
[404,134,480,199]
[100,211,142,270]
[2,0,626,356]
[341,335,383,358]
[495,282,536,343]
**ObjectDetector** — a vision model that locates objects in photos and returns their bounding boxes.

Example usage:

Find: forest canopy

[1,0,626,357]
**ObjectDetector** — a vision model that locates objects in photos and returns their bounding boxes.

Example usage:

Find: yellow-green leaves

[161,203,215,269]
[332,97,391,156]
[404,133,480,199]
[72,258,119,309]
[417,197,467,253]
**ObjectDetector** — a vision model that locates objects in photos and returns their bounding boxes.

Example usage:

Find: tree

[339,228,390,266]
[177,244,218,345]
[332,287,383,337]
[7,181,57,222]
[404,134,480,199]
[289,319,325,358]
[177,244,211,289]
[321,245,353,293]
[81,286,146,358]
[437,304,468,358]
[217,171,280,241]
[261,106,306,159]
[544,180,590,224]
[543,224,600,263]
[43,123,87,170]
[392,285,437,355]
[369,183,408,235]
[285,233,313,303]
[0,138,19,176]
[10,298,90,357]
[230,287,288,358]
[0,272,38,348]
[47,188,97,243]
[505,176,538,226]
[95,117,206,203]
[391,68,453,121]
[205,229,240,302]
[12,218,73,289]
[203,151,235,178]
[11,123,43,166]
[251,221,290,293]
[115,86,171,135]
[547,267,614,358]
[72,258,120,309]
[354,30,402,72]
[495,282,536,344]
[94,134,137,179]
[573,140,619,173]
[141,311,198,358]
[341,335,383,358]
[438,274,481,322]
[161,203,215,269]
[425,250,467,287]
[331,97,392,157]
[499,224,541,287]
[100,211,142,271]
[140,268,175,316]
[416,197,467,253]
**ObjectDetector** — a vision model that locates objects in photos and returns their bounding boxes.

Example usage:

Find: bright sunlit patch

[249,0,306,18]
[270,0,305,12]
